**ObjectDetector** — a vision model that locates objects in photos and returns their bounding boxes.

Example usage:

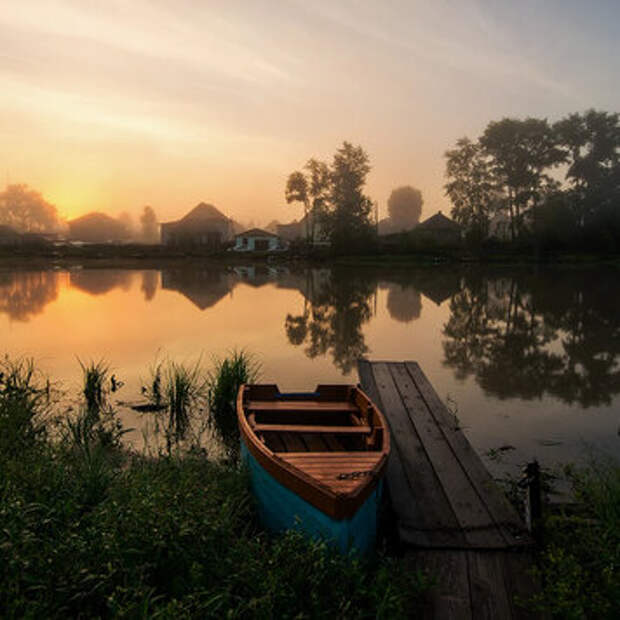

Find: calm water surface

[1,263,619,475]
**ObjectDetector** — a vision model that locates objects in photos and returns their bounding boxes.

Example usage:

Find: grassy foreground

[529,463,620,619]
[0,357,424,618]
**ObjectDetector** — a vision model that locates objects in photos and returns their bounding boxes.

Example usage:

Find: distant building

[68,212,130,243]
[161,203,233,249]
[232,228,287,252]
[276,209,329,245]
[413,211,462,245]
[0,225,22,246]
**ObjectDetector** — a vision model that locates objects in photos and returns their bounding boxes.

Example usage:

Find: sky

[1,0,619,225]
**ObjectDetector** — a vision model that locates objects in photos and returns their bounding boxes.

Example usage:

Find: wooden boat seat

[247,400,358,412]
[253,424,372,435]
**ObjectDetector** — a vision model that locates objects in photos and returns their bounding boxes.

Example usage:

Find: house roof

[68,212,119,226]
[236,228,279,238]
[178,202,228,223]
[416,211,461,232]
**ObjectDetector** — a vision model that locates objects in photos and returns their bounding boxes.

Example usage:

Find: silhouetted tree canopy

[445,138,496,240]
[0,184,60,233]
[286,142,375,252]
[387,186,423,231]
[444,109,620,249]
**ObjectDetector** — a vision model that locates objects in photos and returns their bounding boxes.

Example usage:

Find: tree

[285,171,310,241]
[479,118,563,240]
[554,110,620,229]
[304,158,331,241]
[285,143,375,251]
[0,184,60,233]
[323,142,375,251]
[140,205,159,243]
[444,138,496,240]
[387,186,423,232]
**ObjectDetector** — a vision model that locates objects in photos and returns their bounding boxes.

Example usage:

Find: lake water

[1,263,619,476]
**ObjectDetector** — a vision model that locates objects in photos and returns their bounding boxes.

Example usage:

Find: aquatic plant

[207,349,260,457]
[163,358,209,448]
[78,358,111,419]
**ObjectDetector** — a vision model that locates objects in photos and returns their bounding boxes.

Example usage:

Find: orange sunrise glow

[3,1,617,226]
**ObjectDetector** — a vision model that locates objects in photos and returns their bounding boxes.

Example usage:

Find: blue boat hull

[241,441,383,554]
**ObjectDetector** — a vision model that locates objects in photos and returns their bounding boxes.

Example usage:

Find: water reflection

[442,269,620,407]
[0,270,60,321]
[161,268,235,310]
[141,271,158,302]
[284,268,376,373]
[384,283,421,323]
[2,264,619,412]
[70,269,133,296]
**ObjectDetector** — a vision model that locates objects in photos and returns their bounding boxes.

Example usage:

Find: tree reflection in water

[284,268,375,374]
[0,270,60,321]
[442,269,620,407]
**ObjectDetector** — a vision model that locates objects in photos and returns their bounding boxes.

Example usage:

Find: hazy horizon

[2,1,619,226]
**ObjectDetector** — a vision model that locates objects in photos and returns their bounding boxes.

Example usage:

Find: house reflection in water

[160,268,236,310]
[70,270,134,296]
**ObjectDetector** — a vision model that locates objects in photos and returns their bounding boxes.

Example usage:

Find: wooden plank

[360,360,442,547]
[283,452,378,459]
[389,363,505,548]
[409,550,472,620]
[502,551,541,620]
[468,551,514,619]
[254,424,371,434]
[405,362,532,547]
[248,400,357,412]
[366,362,466,546]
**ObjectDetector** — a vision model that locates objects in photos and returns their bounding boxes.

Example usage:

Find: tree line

[286,142,423,252]
[445,110,620,249]
[0,184,159,243]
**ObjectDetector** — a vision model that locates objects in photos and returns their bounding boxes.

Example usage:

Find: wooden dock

[358,360,539,619]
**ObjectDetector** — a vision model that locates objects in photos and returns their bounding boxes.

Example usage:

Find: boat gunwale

[237,384,390,520]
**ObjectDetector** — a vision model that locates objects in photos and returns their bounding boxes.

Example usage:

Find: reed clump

[207,349,260,456]
[144,356,209,453]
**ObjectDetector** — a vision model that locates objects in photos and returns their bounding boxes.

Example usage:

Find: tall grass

[78,358,110,419]
[0,356,52,458]
[207,349,260,457]
[144,356,209,453]
[164,358,208,447]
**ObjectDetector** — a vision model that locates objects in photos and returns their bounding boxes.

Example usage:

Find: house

[413,211,462,246]
[0,225,22,246]
[161,203,233,248]
[232,228,287,252]
[68,212,130,243]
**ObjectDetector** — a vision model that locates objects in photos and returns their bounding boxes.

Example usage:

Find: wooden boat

[237,384,390,553]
